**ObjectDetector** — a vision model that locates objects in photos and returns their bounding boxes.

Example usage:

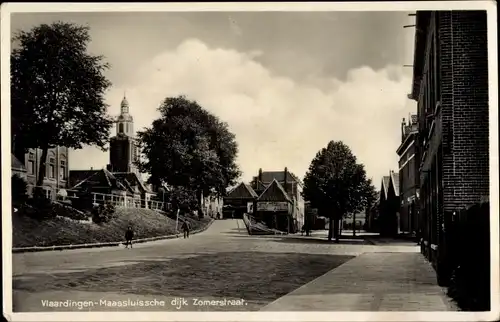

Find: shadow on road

[13,251,354,312]
[273,237,375,245]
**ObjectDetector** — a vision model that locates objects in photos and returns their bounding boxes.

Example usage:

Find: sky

[10,11,418,188]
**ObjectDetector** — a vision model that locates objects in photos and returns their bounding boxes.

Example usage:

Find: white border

[1,2,498,322]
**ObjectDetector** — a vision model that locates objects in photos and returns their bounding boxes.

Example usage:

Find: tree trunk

[328,217,333,241]
[34,146,49,199]
[333,218,340,243]
[353,212,356,237]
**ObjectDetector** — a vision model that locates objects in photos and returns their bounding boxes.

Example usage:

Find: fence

[86,192,169,211]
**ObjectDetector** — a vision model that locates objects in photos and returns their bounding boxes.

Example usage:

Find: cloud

[70,38,415,187]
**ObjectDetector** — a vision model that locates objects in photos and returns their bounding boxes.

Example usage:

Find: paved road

[12,219,453,312]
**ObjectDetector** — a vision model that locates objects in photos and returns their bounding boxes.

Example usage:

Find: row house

[396,115,421,235]
[408,11,489,285]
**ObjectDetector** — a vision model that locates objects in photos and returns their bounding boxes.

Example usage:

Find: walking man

[125,226,134,249]
[182,220,191,239]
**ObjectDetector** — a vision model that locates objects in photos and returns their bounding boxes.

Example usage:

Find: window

[60,160,67,180]
[126,123,129,133]
[48,157,55,179]
[119,123,124,133]
[28,160,35,174]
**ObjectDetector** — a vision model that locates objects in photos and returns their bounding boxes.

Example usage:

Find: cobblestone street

[12,220,456,312]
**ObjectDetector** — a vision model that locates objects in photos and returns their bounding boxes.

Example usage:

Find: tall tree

[302,141,373,242]
[11,22,113,197]
[136,96,241,206]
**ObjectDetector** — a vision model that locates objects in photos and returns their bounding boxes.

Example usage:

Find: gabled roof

[70,169,134,193]
[112,172,150,193]
[257,170,302,185]
[258,179,292,203]
[381,176,390,199]
[11,154,26,172]
[389,171,400,197]
[226,182,258,199]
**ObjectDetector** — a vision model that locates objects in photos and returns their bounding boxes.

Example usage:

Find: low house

[251,168,305,230]
[255,179,296,233]
[69,169,155,208]
[378,172,400,236]
[223,182,258,219]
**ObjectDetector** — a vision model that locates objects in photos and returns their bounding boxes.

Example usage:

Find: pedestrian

[182,220,191,239]
[216,211,221,220]
[301,224,305,236]
[125,226,134,249]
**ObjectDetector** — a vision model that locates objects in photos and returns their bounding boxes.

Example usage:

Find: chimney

[284,167,288,192]
[401,118,406,140]
[258,168,262,182]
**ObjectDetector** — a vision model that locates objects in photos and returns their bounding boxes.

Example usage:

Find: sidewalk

[261,252,458,311]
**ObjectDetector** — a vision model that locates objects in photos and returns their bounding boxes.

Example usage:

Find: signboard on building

[247,202,254,214]
[257,202,289,212]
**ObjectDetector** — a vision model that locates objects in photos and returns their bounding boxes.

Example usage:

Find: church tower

[108,95,140,175]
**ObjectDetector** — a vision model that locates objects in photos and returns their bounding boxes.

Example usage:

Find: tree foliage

[11,22,113,191]
[302,140,375,241]
[136,96,241,202]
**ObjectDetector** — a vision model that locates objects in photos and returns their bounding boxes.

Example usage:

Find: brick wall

[438,11,489,212]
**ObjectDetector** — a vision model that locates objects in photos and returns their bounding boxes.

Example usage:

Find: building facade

[223,182,258,219]
[13,147,70,199]
[251,168,305,229]
[378,172,400,236]
[108,96,140,176]
[396,115,421,234]
[408,11,489,284]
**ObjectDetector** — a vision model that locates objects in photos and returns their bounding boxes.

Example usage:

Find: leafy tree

[136,96,241,205]
[167,186,199,215]
[11,22,113,197]
[302,141,373,242]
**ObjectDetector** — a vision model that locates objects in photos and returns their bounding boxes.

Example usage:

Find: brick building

[396,115,420,234]
[12,147,70,199]
[408,11,489,285]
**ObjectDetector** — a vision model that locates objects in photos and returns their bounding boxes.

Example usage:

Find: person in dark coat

[125,226,134,249]
[181,220,191,239]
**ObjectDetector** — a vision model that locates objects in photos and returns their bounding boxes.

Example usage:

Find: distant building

[107,96,140,177]
[396,115,420,234]
[223,182,259,219]
[378,172,400,236]
[408,11,489,282]
[12,147,70,199]
[69,96,156,206]
[252,168,305,227]
[251,168,305,230]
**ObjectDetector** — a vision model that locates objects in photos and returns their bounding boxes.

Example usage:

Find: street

[12,220,456,312]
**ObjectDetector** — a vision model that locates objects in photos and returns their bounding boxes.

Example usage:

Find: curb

[12,219,215,253]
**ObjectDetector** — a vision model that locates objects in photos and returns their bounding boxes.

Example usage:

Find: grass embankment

[12,208,212,248]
